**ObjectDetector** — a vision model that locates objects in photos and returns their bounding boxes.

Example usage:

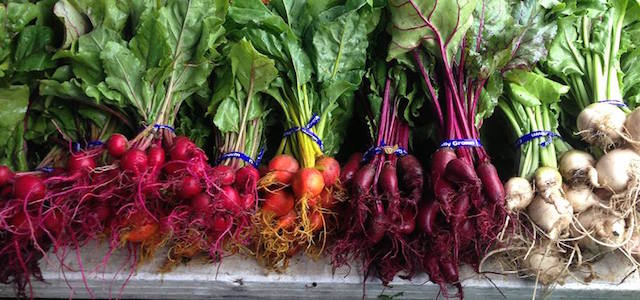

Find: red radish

[340,152,363,184]
[1,185,12,198]
[212,165,235,186]
[121,149,148,175]
[179,176,202,199]
[431,148,457,180]
[147,146,166,169]
[309,211,324,232]
[445,158,480,186]
[10,211,32,233]
[67,154,97,173]
[0,165,14,186]
[219,186,241,213]
[263,190,294,217]
[315,156,340,186]
[276,211,297,231]
[352,163,375,194]
[170,136,196,161]
[107,133,128,158]
[477,162,505,205]
[291,168,325,198]
[164,162,185,177]
[190,192,212,213]
[14,175,46,202]
[417,200,439,236]
[379,163,399,197]
[212,214,232,232]
[124,212,158,243]
[43,209,64,234]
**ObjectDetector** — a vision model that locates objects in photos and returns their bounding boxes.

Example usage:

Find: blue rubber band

[599,99,627,108]
[153,124,175,133]
[439,139,483,148]
[37,166,54,173]
[87,140,104,148]
[283,114,324,151]
[362,140,408,163]
[217,148,265,168]
[515,130,561,148]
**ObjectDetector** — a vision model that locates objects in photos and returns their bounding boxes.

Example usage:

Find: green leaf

[230,39,278,95]
[507,82,541,107]
[100,41,146,111]
[213,97,240,133]
[476,73,503,126]
[504,69,569,104]
[54,0,90,49]
[13,25,56,72]
[387,0,477,61]
[6,2,39,33]
[0,85,29,171]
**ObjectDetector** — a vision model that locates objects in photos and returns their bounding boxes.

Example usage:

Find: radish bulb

[595,148,640,193]
[505,177,534,213]
[577,102,626,148]
[534,167,563,199]
[527,193,573,240]
[559,150,598,187]
[563,184,601,213]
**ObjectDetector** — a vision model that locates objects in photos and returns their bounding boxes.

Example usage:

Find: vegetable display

[3,0,640,299]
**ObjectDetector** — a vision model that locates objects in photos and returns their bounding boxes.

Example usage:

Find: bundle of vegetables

[225,0,382,271]
[332,64,425,286]
[27,0,233,285]
[0,1,64,297]
[387,0,556,294]
[546,0,640,150]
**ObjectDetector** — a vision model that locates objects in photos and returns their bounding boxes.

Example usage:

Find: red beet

[431,148,457,180]
[366,212,389,245]
[397,208,415,234]
[94,205,112,222]
[147,146,166,169]
[267,155,299,184]
[212,214,232,232]
[107,134,128,158]
[121,149,148,175]
[477,162,505,205]
[417,200,439,236]
[439,259,459,283]
[14,175,46,202]
[340,152,362,184]
[179,176,202,199]
[398,154,424,202]
[444,158,479,186]
[43,209,64,234]
[351,164,375,194]
[263,190,294,217]
[379,162,399,197]
[241,192,256,210]
[0,165,15,186]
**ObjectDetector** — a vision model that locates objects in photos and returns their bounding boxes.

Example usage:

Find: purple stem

[412,50,444,132]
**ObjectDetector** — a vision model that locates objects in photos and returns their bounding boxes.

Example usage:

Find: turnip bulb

[534,167,563,199]
[505,177,534,213]
[577,102,626,148]
[563,184,601,213]
[524,242,566,285]
[527,193,573,240]
[559,150,598,187]
[624,108,640,150]
[572,207,626,252]
[595,148,640,193]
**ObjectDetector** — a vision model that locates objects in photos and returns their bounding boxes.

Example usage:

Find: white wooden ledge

[1,242,638,299]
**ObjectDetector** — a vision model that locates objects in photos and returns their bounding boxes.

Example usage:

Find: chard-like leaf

[54,0,90,49]
[387,0,477,62]
[0,85,29,171]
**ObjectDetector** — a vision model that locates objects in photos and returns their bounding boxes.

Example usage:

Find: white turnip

[505,177,534,213]
[563,184,601,213]
[577,102,626,148]
[559,150,598,187]
[595,148,640,193]
[527,193,573,240]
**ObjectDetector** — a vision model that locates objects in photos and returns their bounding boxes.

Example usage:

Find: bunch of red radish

[254,154,340,270]
[417,147,505,297]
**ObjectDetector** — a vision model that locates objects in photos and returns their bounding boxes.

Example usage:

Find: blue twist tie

[217,148,265,168]
[515,130,561,148]
[439,139,483,148]
[153,124,175,133]
[87,140,104,148]
[362,140,408,163]
[38,166,54,173]
[283,114,324,151]
[72,142,81,153]
[599,99,627,108]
